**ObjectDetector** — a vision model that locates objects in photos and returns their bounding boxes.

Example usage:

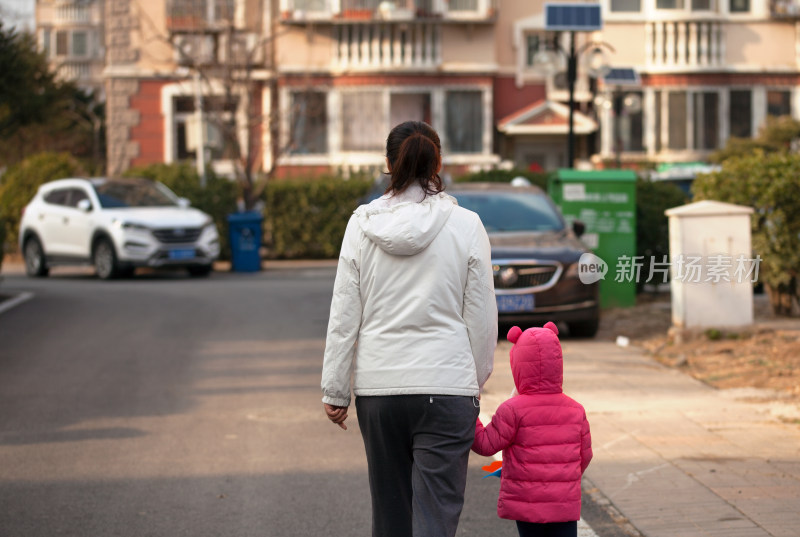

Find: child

[472,322,592,537]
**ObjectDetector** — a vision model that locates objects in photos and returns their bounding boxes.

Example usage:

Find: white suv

[19,177,220,279]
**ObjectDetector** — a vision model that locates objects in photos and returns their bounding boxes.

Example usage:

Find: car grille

[493,263,560,291]
[152,227,203,244]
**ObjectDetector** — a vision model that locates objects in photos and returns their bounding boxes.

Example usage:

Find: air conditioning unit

[173,34,216,66]
[219,32,264,66]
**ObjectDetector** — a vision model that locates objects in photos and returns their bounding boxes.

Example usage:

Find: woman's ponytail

[385,121,443,196]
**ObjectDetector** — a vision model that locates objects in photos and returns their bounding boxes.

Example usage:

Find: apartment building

[35,0,106,96]
[94,0,800,177]
[596,0,800,165]
[275,0,501,177]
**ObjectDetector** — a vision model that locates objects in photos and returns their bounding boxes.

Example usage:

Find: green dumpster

[549,170,637,309]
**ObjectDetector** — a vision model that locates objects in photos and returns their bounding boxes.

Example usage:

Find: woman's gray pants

[356,394,480,537]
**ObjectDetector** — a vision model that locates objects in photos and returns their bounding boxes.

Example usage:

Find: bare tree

[147,0,281,210]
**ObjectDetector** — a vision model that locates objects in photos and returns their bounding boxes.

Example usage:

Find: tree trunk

[766,278,798,317]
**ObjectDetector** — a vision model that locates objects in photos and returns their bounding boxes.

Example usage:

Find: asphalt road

[0,267,628,537]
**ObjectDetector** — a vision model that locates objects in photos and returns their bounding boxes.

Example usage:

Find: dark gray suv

[448,182,599,337]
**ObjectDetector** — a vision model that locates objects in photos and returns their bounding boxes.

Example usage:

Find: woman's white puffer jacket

[321,185,498,407]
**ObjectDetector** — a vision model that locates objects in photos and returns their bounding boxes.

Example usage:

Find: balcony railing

[771,0,800,17]
[280,0,494,22]
[646,20,723,69]
[334,22,441,69]
[55,59,93,82]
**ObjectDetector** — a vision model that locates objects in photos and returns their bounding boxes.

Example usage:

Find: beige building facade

[42,0,799,177]
[35,0,106,96]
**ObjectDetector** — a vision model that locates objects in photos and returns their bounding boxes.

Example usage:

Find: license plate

[169,248,196,260]
[496,294,535,313]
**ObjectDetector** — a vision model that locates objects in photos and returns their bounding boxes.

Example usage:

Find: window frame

[289,90,328,156]
[444,89,484,154]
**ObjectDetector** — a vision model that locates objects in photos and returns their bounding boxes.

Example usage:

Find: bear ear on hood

[507,326,523,344]
[543,321,559,336]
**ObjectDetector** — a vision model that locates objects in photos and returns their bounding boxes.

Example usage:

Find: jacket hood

[507,322,563,395]
[355,188,456,256]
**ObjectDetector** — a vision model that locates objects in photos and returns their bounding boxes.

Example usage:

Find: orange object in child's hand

[481,460,503,473]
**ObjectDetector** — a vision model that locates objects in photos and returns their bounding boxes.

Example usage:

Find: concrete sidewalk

[480,337,800,537]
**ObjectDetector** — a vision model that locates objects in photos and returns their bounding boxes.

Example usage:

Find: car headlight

[565,262,580,279]
[113,219,150,232]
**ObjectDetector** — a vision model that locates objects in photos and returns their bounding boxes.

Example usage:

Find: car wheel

[93,238,119,280]
[567,318,600,338]
[23,237,49,277]
[187,264,213,277]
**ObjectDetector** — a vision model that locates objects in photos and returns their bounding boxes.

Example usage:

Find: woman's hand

[324,403,349,430]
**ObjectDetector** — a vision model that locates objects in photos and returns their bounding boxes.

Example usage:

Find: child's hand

[324,403,349,430]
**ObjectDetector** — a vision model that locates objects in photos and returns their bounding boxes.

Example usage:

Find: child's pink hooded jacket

[472,322,592,524]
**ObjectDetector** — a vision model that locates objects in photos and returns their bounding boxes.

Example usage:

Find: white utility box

[666,200,756,329]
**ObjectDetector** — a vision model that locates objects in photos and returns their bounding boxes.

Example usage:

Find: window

[693,92,718,150]
[172,96,237,162]
[610,0,642,11]
[448,0,478,11]
[525,33,560,67]
[616,91,644,152]
[657,0,684,8]
[290,92,327,155]
[729,90,752,138]
[445,91,483,153]
[67,189,90,209]
[668,92,687,150]
[730,0,749,12]
[654,91,662,152]
[56,30,68,56]
[390,93,431,127]
[72,31,88,57]
[767,90,791,118]
[293,0,327,9]
[691,0,711,9]
[41,30,51,58]
[342,91,384,152]
[44,189,70,206]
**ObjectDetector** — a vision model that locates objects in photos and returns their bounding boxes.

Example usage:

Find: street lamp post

[535,34,613,168]
[542,3,608,168]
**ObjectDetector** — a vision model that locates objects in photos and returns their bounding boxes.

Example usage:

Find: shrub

[636,178,689,291]
[264,176,372,259]
[125,163,240,260]
[0,216,5,272]
[455,168,549,191]
[0,152,83,250]
[694,151,800,316]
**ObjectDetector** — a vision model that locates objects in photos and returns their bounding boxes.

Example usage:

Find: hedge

[264,176,372,259]
[635,178,689,292]
[0,152,84,252]
[0,217,5,272]
[694,151,800,315]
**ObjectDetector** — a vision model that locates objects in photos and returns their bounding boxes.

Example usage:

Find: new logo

[578,253,607,284]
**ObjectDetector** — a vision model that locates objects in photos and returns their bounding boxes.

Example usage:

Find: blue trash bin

[227,212,263,272]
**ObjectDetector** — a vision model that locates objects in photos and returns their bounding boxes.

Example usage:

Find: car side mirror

[177,197,191,208]
[77,199,93,212]
[572,220,586,237]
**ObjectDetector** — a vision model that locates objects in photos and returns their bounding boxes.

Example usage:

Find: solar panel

[545,3,603,31]
[603,68,640,86]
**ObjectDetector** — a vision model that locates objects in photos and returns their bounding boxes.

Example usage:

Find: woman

[321,121,498,537]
